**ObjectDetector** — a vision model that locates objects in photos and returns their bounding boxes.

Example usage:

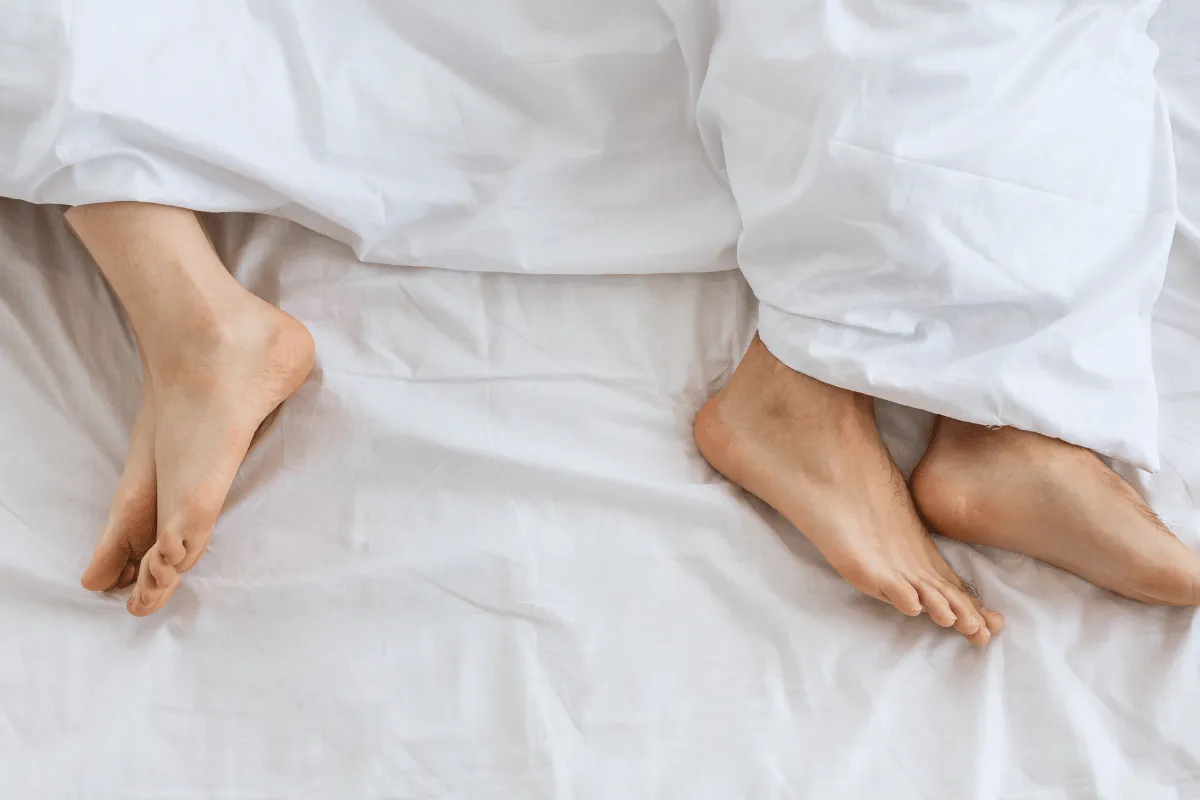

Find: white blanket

[2,1,1199,796]
[0,0,1179,468]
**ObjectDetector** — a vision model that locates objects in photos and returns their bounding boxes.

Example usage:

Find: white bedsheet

[2,4,1199,800]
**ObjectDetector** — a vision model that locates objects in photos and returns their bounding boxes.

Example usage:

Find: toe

[130,562,182,616]
[913,578,957,628]
[83,399,158,593]
[880,573,923,616]
[83,519,158,592]
[156,524,189,567]
[174,526,215,574]
[968,600,1004,641]
[964,624,991,646]
[150,575,182,613]
[963,602,1003,644]
[127,546,179,617]
[81,528,133,592]
[157,486,229,576]
[117,562,137,589]
[935,580,982,637]
[146,544,179,590]
[128,574,181,617]
[126,573,155,616]
[925,549,997,639]
[1141,561,1200,607]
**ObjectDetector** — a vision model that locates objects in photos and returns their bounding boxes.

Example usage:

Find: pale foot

[911,419,1200,606]
[695,337,1003,644]
[81,356,158,592]
[126,297,314,616]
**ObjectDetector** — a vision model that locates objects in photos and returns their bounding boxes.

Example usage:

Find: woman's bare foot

[81,354,158,593]
[696,337,1003,644]
[66,202,315,616]
[126,296,314,616]
[911,420,1200,606]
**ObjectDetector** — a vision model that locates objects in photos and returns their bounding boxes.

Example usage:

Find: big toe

[81,528,133,592]
[1136,557,1200,606]
[82,499,158,592]
[84,392,158,593]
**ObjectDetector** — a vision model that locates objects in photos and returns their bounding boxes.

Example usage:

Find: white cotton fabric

[0,1,1198,791]
[0,0,1178,468]
[664,0,1178,471]
[0,0,741,276]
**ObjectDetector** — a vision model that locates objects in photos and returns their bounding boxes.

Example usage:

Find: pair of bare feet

[696,337,1200,644]
[69,203,315,616]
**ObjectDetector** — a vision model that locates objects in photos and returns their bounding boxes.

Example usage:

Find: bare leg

[68,203,314,615]
[912,419,1200,605]
[696,337,1003,644]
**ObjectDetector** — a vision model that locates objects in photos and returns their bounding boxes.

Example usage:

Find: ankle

[929,417,1007,453]
[738,337,872,423]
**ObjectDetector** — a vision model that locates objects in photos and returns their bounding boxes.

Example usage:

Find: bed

[1,2,1198,797]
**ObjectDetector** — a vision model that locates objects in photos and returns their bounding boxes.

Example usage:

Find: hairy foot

[81,355,158,592]
[126,297,314,616]
[911,419,1200,606]
[695,337,1003,644]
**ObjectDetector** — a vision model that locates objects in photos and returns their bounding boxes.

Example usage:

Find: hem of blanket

[756,316,1161,475]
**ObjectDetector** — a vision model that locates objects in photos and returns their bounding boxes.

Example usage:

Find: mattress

[1,4,1199,800]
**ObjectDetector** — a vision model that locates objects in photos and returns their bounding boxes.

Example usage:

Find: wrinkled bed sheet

[1,2,1199,799]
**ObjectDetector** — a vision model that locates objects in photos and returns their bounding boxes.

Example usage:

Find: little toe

[966,595,1005,637]
[941,586,983,637]
[913,579,957,628]
[956,593,1002,644]
[964,624,991,646]
[880,574,923,616]
[927,555,996,638]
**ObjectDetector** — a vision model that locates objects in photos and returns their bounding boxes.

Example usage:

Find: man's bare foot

[911,419,1200,606]
[695,337,1003,644]
[81,356,158,592]
[126,295,314,616]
